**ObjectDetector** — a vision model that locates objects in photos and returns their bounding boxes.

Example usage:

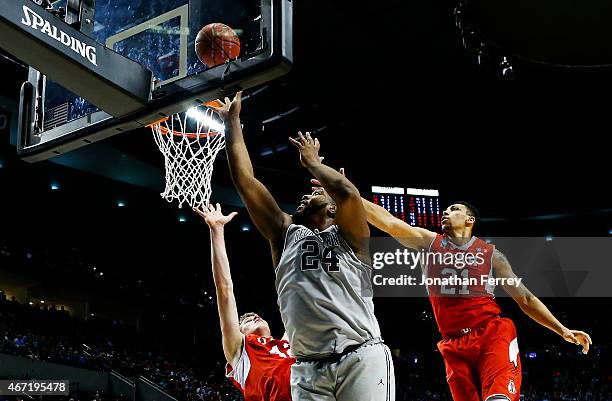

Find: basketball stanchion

[148,106,225,210]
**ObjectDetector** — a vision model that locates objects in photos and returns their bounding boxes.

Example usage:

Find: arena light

[241,225,251,232]
[50,182,60,190]
[371,186,404,195]
[405,188,439,196]
[545,235,554,242]
[178,215,187,223]
[186,108,224,132]
[117,201,126,207]
[0,160,4,168]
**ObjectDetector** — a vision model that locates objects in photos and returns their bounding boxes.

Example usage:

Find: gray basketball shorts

[290,341,396,401]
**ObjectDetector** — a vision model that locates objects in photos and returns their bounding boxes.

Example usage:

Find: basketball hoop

[148,105,225,210]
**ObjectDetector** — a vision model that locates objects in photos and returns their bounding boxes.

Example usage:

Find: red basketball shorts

[437,317,521,401]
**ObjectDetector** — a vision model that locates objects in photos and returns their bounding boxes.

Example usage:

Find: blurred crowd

[0,295,241,401]
[1,294,611,401]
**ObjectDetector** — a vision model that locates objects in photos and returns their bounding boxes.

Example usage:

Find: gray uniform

[276,224,395,401]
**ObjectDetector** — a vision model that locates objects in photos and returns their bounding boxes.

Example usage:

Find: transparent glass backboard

[19,0,292,161]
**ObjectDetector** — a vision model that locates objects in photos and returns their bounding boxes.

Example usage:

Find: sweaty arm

[362,198,435,250]
[290,133,368,256]
[209,224,244,367]
[493,249,592,354]
[309,163,369,253]
[220,94,291,260]
[194,204,252,367]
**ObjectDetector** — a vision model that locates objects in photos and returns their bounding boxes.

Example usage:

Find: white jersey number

[269,344,290,358]
[440,267,470,295]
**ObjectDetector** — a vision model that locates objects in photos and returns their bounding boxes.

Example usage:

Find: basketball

[195,23,241,67]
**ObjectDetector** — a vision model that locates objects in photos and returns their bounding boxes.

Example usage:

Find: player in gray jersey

[211,93,395,401]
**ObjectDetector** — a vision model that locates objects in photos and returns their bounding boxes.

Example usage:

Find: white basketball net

[150,107,225,210]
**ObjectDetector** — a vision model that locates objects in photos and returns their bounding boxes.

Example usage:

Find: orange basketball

[195,23,241,67]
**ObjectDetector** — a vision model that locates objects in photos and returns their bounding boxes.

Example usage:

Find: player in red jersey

[194,203,295,401]
[360,199,592,401]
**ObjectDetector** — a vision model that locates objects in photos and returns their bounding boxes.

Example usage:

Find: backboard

[14,0,292,161]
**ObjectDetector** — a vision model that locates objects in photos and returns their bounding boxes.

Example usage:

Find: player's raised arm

[194,204,243,367]
[493,248,593,354]
[289,132,368,256]
[362,198,435,251]
[211,93,292,248]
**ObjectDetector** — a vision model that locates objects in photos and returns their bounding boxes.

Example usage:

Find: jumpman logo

[378,379,384,386]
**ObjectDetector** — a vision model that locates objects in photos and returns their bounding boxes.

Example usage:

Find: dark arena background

[1,0,611,400]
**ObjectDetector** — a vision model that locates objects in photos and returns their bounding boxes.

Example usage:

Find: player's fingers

[192,207,205,218]
[216,203,221,213]
[310,178,322,186]
[298,131,307,145]
[289,137,302,148]
[568,333,579,345]
[582,340,590,354]
[576,331,592,344]
[228,212,238,221]
[306,132,313,142]
[235,91,242,101]
[576,334,590,353]
[339,167,345,176]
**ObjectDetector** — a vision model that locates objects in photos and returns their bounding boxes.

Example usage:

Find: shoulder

[245,334,263,345]
[428,233,443,249]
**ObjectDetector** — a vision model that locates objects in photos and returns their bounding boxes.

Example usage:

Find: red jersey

[425,234,501,339]
[226,334,295,401]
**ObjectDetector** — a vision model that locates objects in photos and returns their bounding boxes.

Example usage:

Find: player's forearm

[517,294,567,336]
[362,198,397,233]
[210,227,235,294]
[225,117,255,182]
[209,226,242,362]
[306,162,359,204]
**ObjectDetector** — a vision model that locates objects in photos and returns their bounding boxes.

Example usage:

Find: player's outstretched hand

[289,132,321,169]
[209,91,242,121]
[193,203,238,230]
[561,328,592,354]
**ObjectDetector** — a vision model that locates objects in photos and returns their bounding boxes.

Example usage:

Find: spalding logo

[21,5,98,66]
